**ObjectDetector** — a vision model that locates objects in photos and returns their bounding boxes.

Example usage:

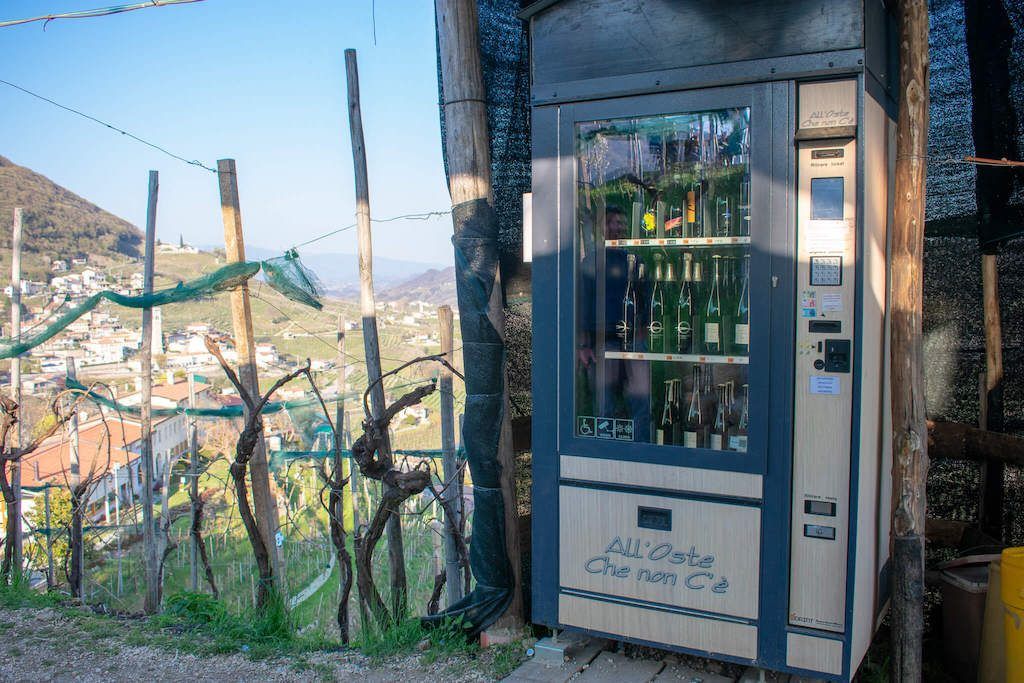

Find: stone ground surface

[0,606,517,682]
[505,637,823,683]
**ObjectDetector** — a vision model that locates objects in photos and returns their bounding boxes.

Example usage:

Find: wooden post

[9,207,23,576]
[114,465,122,595]
[43,485,54,589]
[217,159,282,582]
[890,1,929,679]
[188,373,199,591]
[344,47,408,619]
[336,315,357,533]
[436,0,524,630]
[141,170,160,614]
[438,305,463,606]
[66,357,84,600]
[978,255,1004,539]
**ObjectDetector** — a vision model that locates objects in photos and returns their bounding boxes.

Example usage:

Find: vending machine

[524,1,896,680]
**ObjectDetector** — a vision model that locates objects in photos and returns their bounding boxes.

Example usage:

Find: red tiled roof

[20,418,139,488]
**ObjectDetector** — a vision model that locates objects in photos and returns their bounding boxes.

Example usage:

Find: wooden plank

[559,594,758,660]
[559,486,760,619]
[506,641,604,683]
[576,651,664,683]
[655,659,733,682]
[530,0,863,87]
[560,455,763,500]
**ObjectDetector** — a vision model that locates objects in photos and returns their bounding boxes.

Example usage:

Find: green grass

[146,590,333,659]
[0,575,62,609]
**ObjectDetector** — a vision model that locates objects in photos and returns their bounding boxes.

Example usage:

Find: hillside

[0,155,142,281]
[379,266,457,306]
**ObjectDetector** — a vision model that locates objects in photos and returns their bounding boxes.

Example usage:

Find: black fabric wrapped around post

[422,198,513,635]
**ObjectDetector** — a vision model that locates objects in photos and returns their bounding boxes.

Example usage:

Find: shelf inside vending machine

[605,351,749,365]
[606,236,751,248]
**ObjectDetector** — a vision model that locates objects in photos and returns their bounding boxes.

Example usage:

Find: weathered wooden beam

[928,419,1024,466]
[925,517,969,548]
[890,0,930,680]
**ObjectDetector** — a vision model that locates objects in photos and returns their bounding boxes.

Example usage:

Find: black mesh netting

[425,0,531,635]
[924,0,1024,550]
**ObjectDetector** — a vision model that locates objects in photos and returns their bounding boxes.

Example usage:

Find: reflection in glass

[574,107,753,451]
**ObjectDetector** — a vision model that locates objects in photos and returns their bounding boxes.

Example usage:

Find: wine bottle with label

[656,379,677,445]
[715,196,732,237]
[676,254,695,353]
[739,172,751,236]
[648,254,667,353]
[619,253,638,352]
[704,254,723,354]
[683,365,704,448]
[734,254,750,355]
[663,256,676,348]
[691,258,704,351]
[728,383,750,452]
[710,384,727,450]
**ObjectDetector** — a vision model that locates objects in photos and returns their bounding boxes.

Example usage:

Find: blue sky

[0,0,454,265]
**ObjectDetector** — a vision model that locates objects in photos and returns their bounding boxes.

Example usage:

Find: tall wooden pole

[188,373,199,591]
[43,484,54,589]
[438,305,463,607]
[141,170,160,614]
[344,48,408,619]
[436,0,523,629]
[217,159,282,582]
[978,256,1004,539]
[9,207,23,576]
[890,1,929,679]
[336,315,357,534]
[66,357,84,600]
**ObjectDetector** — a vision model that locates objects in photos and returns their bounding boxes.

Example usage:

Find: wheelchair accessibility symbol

[577,416,596,437]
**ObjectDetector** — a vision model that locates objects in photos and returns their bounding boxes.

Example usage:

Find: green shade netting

[0,254,324,360]
[64,376,354,419]
[260,249,324,311]
[269,447,464,469]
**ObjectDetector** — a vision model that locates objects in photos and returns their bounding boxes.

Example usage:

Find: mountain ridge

[0,155,142,281]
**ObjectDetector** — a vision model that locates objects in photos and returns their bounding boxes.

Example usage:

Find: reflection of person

[577,203,650,440]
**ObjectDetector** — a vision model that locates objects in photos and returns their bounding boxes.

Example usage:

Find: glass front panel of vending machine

[573,107,757,463]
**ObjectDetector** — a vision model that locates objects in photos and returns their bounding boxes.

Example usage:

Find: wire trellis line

[0,0,205,29]
[0,77,217,173]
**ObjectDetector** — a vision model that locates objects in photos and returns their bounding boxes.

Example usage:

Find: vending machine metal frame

[525,1,897,680]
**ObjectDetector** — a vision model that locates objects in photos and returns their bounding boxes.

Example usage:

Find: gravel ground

[0,607,512,682]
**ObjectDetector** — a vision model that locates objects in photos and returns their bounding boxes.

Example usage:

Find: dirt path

[0,606,513,682]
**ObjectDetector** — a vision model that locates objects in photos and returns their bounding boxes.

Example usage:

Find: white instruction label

[809,376,840,395]
[821,293,843,312]
[704,323,720,344]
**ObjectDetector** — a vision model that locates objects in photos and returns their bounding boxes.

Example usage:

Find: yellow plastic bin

[1003,547,1024,683]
